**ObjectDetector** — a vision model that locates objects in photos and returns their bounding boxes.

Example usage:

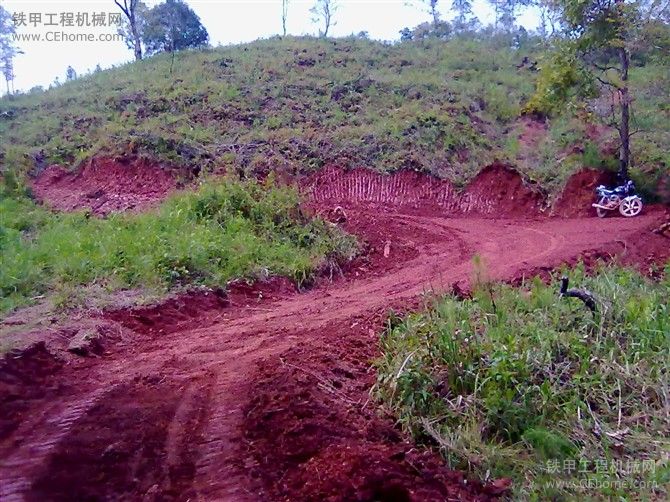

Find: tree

[529,0,642,180]
[0,4,19,95]
[408,1,441,29]
[281,0,290,36]
[114,0,144,60]
[142,0,209,55]
[489,0,517,32]
[66,65,77,81]
[406,20,453,40]
[452,0,479,32]
[310,0,338,37]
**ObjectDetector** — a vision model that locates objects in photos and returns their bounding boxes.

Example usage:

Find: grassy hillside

[1,36,668,196]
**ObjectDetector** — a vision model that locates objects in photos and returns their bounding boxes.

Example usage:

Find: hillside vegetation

[1,36,668,196]
[375,264,670,499]
[0,178,356,315]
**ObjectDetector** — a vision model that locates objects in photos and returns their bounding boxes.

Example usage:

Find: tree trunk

[618,47,630,180]
[115,1,143,60]
[282,0,288,36]
[131,21,142,61]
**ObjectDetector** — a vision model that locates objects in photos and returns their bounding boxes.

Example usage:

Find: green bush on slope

[0,177,357,314]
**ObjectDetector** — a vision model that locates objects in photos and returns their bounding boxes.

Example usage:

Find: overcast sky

[3,0,541,92]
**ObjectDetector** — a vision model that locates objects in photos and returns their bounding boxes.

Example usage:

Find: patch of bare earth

[31,156,178,215]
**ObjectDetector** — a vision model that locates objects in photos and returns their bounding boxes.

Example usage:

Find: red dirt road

[1,203,665,501]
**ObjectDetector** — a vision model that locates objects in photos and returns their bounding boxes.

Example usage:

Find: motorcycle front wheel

[619,197,643,217]
[596,196,609,218]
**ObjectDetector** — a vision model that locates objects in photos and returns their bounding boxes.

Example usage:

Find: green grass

[374,264,670,499]
[0,176,357,315]
[1,36,667,195]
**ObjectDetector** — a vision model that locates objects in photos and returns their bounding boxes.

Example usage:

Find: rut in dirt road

[0,207,664,501]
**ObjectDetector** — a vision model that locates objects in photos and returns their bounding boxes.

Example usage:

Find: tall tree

[0,5,19,95]
[142,0,209,55]
[490,0,517,32]
[529,0,641,179]
[452,0,478,32]
[282,0,290,36]
[65,65,77,81]
[114,0,144,60]
[409,0,441,29]
[310,0,338,37]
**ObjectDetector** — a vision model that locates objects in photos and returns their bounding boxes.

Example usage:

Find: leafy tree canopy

[142,0,209,55]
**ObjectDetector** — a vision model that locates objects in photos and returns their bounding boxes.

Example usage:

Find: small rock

[67,328,104,356]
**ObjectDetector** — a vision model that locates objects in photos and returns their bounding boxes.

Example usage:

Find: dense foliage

[375,265,670,499]
[0,178,357,314]
[142,0,209,55]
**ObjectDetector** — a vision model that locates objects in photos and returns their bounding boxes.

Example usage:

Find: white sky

[3,0,541,92]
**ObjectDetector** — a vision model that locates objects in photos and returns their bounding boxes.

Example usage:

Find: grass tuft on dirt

[375,264,669,499]
[0,176,357,315]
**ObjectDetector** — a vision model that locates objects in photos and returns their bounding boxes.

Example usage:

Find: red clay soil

[303,161,546,216]
[460,162,545,216]
[553,168,618,217]
[2,169,669,501]
[31,157,177,215]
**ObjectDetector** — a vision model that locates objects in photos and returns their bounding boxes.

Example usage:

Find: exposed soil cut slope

[31,157,177,215]
[553,168,617,217]
[303,162,546,216]
[2,169,667,501]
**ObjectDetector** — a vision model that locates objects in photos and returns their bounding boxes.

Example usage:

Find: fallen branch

[560,277,598,312]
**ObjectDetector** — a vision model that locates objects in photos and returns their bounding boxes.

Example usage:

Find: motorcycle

[592,180,643,218]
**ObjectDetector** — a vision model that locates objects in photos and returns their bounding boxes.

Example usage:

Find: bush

[0,177,357,314]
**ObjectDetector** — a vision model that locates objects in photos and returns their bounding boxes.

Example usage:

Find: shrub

[0,177,357,314]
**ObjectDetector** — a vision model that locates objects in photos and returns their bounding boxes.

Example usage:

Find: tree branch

[114,0,130,18]
[560,277,598,313]
[596,75,621,89]
[593,63,619,72]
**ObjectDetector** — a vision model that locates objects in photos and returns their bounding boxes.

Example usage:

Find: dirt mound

[31,157,177,215]
[104,279,300,337]
[105,288,231,336]
[303,162,545,217]
[461,162,545,216]
[244,317,503,501]
[553,168,617,217]
[658,173,670,205]
[227,276,297,305]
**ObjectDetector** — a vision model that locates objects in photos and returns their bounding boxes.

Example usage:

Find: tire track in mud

[0,208,662,501]
[0,387,115,501]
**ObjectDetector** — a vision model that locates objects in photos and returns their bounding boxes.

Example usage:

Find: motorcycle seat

[597,181,635,197]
